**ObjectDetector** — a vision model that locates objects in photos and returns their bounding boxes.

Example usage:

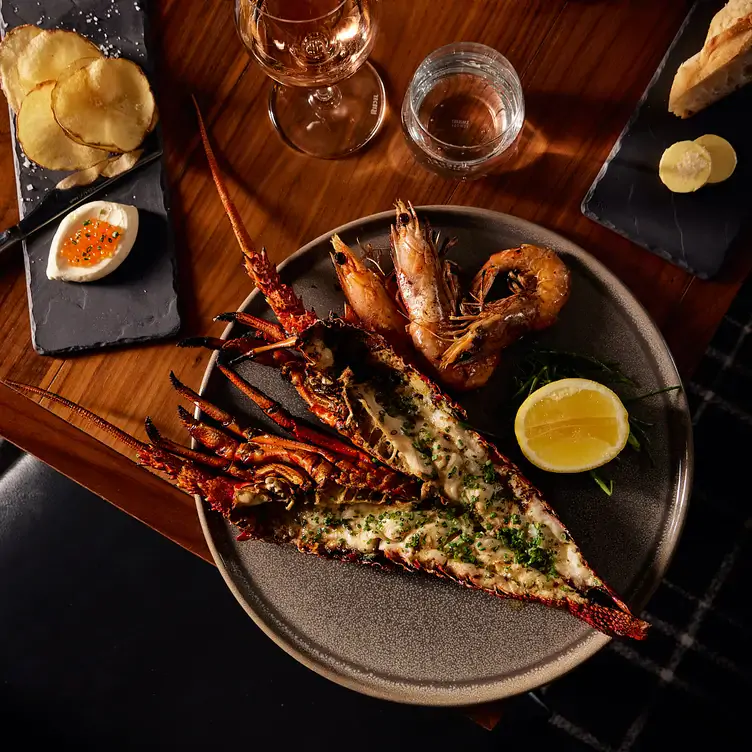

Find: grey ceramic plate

[195,207,692,705]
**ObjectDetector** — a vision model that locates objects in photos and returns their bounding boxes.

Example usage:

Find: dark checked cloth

[502,276,752,749]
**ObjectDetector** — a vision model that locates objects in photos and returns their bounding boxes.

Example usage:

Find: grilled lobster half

[7,106,649,641]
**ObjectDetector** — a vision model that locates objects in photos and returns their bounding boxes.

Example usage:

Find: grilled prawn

[178,105,647,639]
[441,244,571,369]
[329,233,411,355]
[331,202,571,391]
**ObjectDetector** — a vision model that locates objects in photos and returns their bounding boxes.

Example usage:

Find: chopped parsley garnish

[406,533,421,549]
[463,474,480,489]
[492,522,557,577]
[412,432,433,462]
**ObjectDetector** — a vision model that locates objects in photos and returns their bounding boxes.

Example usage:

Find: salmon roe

[59,219,124,267]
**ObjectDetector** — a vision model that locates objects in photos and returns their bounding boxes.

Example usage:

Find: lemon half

[514,378,630,473]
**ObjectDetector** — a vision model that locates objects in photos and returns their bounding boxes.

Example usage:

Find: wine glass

[235,0,386,159]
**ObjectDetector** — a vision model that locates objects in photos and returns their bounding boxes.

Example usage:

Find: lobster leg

[214,312,287,344]
[176,405,243,460]
[169,371,246,437]
[138,448,301,516]
[237,337,299,359]
[244,431,420,499]
[178,335,293,367]
[145,416,235,470]
[175,385,417,499]
[3,380,267,515]
[175,404,332,486]
[245,434,340,463]
[215,365,421,498]
[146,418,311,493]
[169,368,358,466]
[147,419,274,484]
[216,363,373,464]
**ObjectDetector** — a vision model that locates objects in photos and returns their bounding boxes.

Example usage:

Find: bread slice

[706,0,752,41]
[669,1,752,118]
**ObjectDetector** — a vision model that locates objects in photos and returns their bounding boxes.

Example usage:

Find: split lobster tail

[3,370,650,640]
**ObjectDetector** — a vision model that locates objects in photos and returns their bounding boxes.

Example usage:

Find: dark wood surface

[0,0,748,704]
[0,380,211,561]
[2,0,743,563]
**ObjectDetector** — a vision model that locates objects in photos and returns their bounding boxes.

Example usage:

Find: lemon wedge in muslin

[514,378,630,473]
[658,140,712,193]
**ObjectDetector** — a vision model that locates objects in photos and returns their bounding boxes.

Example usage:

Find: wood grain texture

[0,381,211,562]
[0,0,748,579]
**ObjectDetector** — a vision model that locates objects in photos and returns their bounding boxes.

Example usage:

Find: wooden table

[0,1,745,585]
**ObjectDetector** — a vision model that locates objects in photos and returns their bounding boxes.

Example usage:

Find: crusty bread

[669,0,752,118]
[706,0,752,40]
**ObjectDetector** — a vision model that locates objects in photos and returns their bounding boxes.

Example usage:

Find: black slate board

[0,0,180,354]
[582,0,752,280]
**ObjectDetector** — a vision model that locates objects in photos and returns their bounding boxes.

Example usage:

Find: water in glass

[402,43,524,179]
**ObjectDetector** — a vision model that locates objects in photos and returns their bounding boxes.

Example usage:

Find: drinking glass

[401,42,525,178]
[235,0,386,159]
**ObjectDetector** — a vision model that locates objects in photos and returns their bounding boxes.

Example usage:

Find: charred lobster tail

[188,105,645,640]
[5,103,648,644]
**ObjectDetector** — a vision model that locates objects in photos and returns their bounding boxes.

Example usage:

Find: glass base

[268,62,387,159]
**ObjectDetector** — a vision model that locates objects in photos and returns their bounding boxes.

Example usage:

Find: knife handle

[0,225,24,258]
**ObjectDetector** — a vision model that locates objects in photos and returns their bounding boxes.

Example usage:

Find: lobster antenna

[5,381,148,453]
[192,95,256,259]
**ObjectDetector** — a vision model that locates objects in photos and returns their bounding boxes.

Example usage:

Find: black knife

[0,149,163,258]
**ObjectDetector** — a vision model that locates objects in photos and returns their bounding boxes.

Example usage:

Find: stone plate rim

[193,205,693,706]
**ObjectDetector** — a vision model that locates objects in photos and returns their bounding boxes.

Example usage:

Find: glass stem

[308,85,343,111]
